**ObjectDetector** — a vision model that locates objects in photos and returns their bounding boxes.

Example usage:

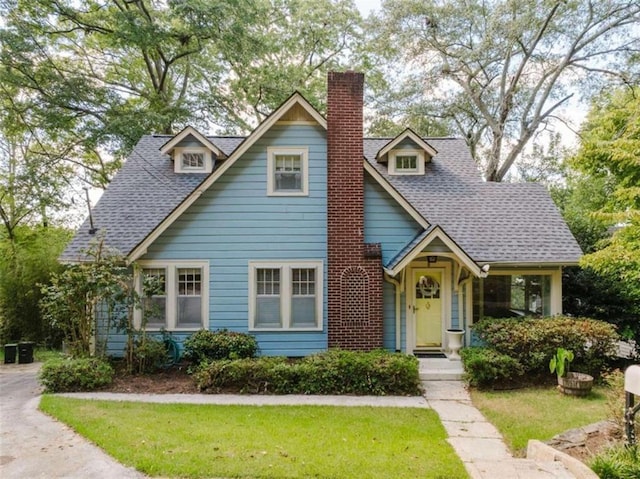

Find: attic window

[173,147,212,173]
[182,152,204,169]
[267,147,308,196]
[388,149,425,175]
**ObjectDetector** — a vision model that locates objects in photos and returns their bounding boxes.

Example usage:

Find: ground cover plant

[39,397,468,479]
[193,349,421,395]
[470,386,608,455]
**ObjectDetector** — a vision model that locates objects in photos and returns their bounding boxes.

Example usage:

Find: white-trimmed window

[267,147,309,196]
[136,261,209,330]
[388,149,425,175]
[174,147,212,173]
[249,261,323,330]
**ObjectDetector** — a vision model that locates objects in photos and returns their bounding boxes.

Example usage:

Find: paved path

[423,380,575,479]
[1,362,578,478]
[0,362,143,479]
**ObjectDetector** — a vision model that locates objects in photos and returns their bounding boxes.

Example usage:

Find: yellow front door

[414,270,442,347]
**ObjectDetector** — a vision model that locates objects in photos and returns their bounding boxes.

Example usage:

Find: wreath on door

[418,275,439,298]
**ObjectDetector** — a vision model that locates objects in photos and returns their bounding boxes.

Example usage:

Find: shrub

[472,316,618,377]
[183,329,258,364]
[39,357,114,392]
[460,347,525,388]
[590,444,640,479]
[192,349,421,395]
[126,336,168,374]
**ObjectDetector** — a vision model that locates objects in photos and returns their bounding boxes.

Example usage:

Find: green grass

[0,346,64,363]
[40,397,468,479]
[471,386,609,455]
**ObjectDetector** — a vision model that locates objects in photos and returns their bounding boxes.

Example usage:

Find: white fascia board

[363,162,429,229]
[386,226,482,277]
[376,128,438,160]
[128,94,325,262]
[160,126,226,159]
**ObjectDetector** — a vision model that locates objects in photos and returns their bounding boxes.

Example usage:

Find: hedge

[193,349,421,396]
[183,329,258,364]
[39,357,114,392]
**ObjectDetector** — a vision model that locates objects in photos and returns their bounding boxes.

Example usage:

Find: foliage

[369,0,640,181]
[568,87,640,346]
[470,386,608,454]
[460,347,524,388]
[0,226,71,345]
[549,348,574,378]
[591,445,640,479]
[40,397,466,479]
[39,239,138,358]
[0,0,366,187]
[125,335,169,374]
[183,329,258,364]
[472,316,618,379]
[39,357,114,393]
[193,349,421,395]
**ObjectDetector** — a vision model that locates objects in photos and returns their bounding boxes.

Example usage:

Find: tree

[0,0,365,185]
[573,87,640,302]
[560,86,640,343]
[370,0,640,180]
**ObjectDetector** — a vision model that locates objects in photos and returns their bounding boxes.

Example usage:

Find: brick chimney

[326,71,383,350]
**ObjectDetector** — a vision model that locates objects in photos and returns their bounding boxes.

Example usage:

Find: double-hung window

[136,261,208,330]
[267,147,309,196]
[249,261,322,330]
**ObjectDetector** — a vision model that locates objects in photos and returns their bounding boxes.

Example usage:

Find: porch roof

[384,225,485,277]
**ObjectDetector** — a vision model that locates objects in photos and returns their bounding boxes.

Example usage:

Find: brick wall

[326,71,383,350]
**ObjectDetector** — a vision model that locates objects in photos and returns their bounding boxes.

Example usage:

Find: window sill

[249,327,323,332]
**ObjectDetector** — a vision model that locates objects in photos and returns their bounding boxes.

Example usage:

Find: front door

[414,269,443,348]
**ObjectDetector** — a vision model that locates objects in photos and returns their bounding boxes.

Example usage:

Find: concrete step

[419,357,464,381]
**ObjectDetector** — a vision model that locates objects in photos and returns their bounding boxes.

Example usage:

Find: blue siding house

[62,72,582,357]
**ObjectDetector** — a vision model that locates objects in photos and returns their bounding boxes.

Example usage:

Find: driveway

[0,362,143,478]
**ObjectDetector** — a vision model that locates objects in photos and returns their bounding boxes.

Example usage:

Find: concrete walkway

[423,380,575,479]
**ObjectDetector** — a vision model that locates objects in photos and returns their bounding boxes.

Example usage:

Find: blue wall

[141,124,328,356]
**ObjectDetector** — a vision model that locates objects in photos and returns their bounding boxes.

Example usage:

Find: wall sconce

[427,255,437,264]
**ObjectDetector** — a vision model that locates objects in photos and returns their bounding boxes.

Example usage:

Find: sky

[354,0,382,16]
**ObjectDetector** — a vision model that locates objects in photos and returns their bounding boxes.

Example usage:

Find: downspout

[384,273,402,352]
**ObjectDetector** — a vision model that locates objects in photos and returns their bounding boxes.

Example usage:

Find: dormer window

[174,147,212,173]
[182,151,205,170]
[267,147,309,196]
[388,149,425,175]
[160,126,226,174]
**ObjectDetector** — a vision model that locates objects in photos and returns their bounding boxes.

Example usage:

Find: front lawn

[470,386,609,454]
[40,397,468,479]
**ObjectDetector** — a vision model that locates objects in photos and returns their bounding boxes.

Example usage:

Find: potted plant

[549,347,593,397]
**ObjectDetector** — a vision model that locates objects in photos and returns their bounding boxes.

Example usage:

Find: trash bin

[18,342,34,364]
[4,344,17,364]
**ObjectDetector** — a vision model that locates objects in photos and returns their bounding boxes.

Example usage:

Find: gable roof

[61,98,582,267]
[363,138,583,265]
[384,225,483,277]
[376,128,438,160]
[160,125,227,158]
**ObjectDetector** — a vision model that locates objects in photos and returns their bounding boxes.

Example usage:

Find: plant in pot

[549,347,593,397]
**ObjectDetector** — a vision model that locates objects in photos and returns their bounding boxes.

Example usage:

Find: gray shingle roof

[60,135,243,261]
[62,133,582,265]
[364,137,582,264]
